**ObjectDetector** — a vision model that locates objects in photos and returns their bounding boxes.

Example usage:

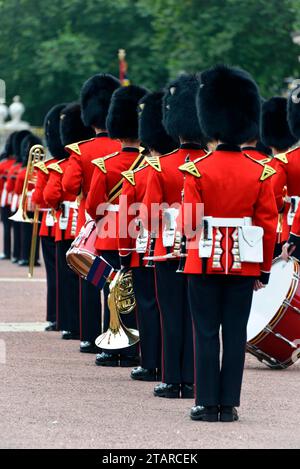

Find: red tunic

[182,146,278,278]
[142,146,205,260]
[5,162,22,193]
[118,162,152,267]
[290,205,300,238]
[271,147,300,242]
[43,159,78,242]
[32,159,57,237]
[86,148,143,251]
[241,147,273,163]
[272,147,300,209]
[62,135,121,235]
[0,158,16,207]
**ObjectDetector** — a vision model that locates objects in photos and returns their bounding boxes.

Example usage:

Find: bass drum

[66,220,98,279]
[247,257,300,369]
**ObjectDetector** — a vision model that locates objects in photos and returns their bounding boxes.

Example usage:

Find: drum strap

[107,153,144,204]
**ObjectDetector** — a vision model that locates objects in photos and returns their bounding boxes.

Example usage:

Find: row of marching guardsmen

[1,65,300,423]
[0,130,42,266]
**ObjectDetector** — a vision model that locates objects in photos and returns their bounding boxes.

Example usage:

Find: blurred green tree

[0,0,298,124]
[139,0,299,97]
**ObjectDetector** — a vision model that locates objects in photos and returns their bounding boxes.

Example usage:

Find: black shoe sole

[120,360,140,367]
[181,391,195,399]
[95,360,119,367]
[80,348,99,354]
[61,336,80,340]
[153,391,180,399]
[220,414,239,422]
[190,413,219,422]
[131,374,158,382]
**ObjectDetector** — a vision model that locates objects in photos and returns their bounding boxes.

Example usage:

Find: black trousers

[155,261,194,384]
[1,206,11,257]
[273,242,283,258]
[102,250,138,357]
[188,274,255,407]
[80,278,102,342]
[56,239,80,333]
[12,220,21,260]
[132,267,161,369]
[20,214,40,262]
[41,236,57,323]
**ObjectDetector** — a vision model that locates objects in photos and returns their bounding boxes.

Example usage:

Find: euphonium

[95,269,139,350]
[115,269,136,314]
[9,145,46,223]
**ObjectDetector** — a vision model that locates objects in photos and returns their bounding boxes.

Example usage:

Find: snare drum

[247,257,300,369]
[66,220,98,278]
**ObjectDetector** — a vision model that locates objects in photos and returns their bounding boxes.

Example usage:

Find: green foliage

[0,0,298,124]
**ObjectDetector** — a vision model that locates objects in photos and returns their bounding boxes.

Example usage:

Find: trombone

[9,145,46,223]
[9,144,46,277]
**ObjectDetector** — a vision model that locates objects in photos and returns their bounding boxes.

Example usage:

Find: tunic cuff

[259,271,270,285]
[288,233,300,247]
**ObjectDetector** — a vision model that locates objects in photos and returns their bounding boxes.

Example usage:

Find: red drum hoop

[247,257,300,369]
[66,220,98,279]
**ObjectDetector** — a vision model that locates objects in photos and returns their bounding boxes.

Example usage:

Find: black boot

[220,406,239,422]
[45,321,57,331]
[181,383,194,399]
[95,352,119,367]
[130,367,160,382]
[120,355,140,367]
[18,259,29,266]
[61,331,80,340]
[154,383,180,398]
[190,406,219,422]
[80,341,99,354]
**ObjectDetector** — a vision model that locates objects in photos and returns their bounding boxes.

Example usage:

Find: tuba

[9,144,46,223]
[95,269,139,350]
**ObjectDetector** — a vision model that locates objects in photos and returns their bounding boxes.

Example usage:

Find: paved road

[0,255,300,449]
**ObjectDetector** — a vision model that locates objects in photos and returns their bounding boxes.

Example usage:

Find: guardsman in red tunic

[181,65,277,422]
[281,86,300,261]
[261,97,299,257]
[43,103,88,340]
[13,133,42,267]
[86,84,147,367]
[5,154,22,263]
[62,74,120,353]
[31,107,66,331]
[0,132,18,260]
[119,91,178,381]
[142,74,207,399]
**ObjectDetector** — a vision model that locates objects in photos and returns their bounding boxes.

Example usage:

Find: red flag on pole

[118,49,130,86]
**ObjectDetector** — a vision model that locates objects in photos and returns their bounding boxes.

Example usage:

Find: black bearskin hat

[163,74,204,143]
[106,85,148,140]
[197,64,261,144]
[20,133,42,167]
[12,130,32,163]
[138,91,178,154]
[44,104,68,158]
[80,73,121,128]
[261,97,297,151]
[255,141,273,157]
[0,131,18,160]
[60,102,95,147]
[287,86,300,140]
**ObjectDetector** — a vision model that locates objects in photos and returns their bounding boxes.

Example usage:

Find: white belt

[62,201,78,209]
[106,204,119,212]
[208,217,252,227]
